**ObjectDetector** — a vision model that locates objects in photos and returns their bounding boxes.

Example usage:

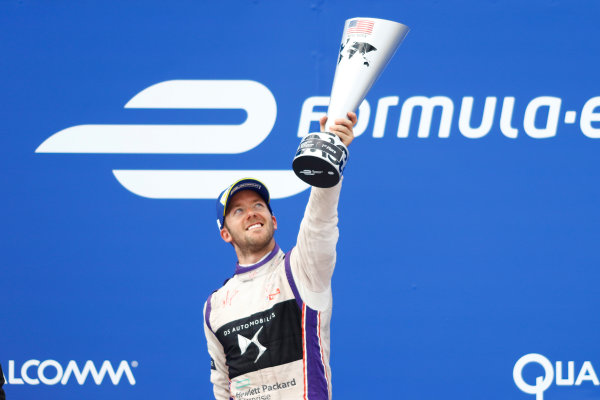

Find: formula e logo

[36,80,309,199]
[513,354,599,400]
[6,359,137,386]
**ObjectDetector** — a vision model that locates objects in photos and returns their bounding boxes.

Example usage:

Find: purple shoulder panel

[204,294,214,333]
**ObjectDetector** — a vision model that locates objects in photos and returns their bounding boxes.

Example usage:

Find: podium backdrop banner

[1,2,599,400]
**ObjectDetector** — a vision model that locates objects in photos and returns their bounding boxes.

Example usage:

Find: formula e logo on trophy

[35,80,309,200]
[513,353,599,400]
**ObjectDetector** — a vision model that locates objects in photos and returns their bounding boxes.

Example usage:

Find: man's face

[220,190,277,254]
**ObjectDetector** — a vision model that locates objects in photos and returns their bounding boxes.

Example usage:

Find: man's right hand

[319,111,358,147]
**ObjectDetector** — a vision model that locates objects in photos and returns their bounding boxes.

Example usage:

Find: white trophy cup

[293,17,410,187]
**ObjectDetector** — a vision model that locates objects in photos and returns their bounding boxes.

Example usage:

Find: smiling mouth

[247,223,263,231]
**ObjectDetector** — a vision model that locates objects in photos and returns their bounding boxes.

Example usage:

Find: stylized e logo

[36,80,309,199]
[513,354,554,400]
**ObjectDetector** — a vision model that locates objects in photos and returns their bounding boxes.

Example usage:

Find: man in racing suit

[203,112,356,400]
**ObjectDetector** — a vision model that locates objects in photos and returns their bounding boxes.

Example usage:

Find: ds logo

[36,80,309,199]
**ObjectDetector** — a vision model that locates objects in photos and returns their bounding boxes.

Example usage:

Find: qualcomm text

[513,353,599,400]
[5,360,137,386]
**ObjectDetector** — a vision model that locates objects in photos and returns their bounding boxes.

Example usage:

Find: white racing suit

[203,182,342,400]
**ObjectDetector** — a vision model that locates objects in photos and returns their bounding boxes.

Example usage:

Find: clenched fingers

[320,112,358,147]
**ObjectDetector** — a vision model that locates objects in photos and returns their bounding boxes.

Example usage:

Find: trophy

[292,17,410,188]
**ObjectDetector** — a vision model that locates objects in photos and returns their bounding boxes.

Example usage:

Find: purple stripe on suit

[284,249,329,399]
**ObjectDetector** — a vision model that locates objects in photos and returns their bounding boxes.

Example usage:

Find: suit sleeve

[203,301,231,400]
[290,180,342,293]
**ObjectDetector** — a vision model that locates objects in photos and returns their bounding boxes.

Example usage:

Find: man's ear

[220,227,232,243]
[272,215,277,230]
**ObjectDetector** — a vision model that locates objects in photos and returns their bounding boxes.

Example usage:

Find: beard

[227,217,275,256]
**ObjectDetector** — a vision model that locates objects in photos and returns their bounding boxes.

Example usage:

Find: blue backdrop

[2,1,599,399]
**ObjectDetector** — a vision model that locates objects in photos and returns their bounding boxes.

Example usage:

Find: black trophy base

[292,154,341,188]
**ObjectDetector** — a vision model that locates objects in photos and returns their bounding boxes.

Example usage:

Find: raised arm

[290,112,356,295]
